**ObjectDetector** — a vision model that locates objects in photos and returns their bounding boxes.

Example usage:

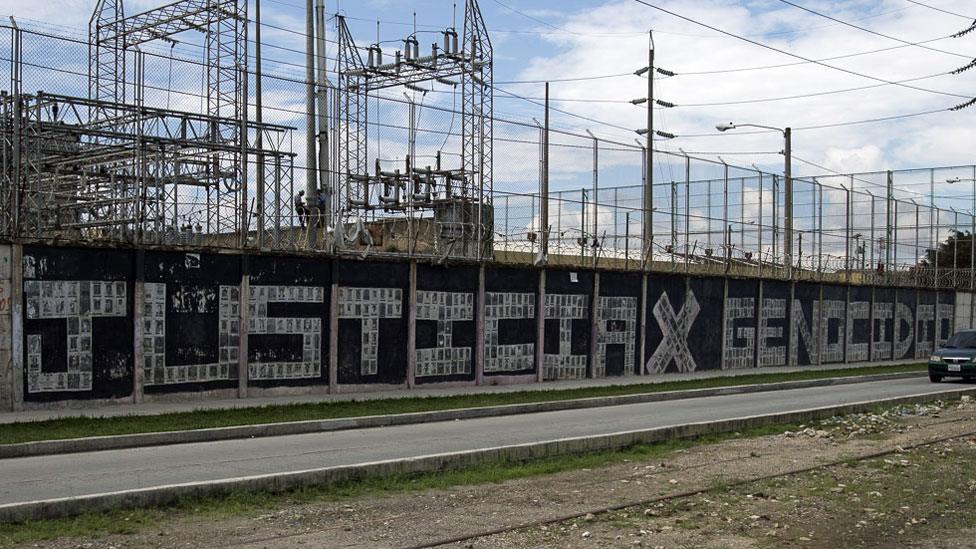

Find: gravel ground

[14,398,976,549]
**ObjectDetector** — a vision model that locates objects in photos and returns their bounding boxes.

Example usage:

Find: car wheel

[930,374,943,383]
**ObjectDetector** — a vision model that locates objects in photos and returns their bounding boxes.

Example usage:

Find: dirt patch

[13,399,976,549]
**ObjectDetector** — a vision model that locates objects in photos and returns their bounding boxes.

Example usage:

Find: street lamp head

[947,177,962,183]
[635,128,650,136]
[716,122,735,132]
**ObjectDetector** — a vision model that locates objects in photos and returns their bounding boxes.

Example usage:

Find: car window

[944,332,976,349]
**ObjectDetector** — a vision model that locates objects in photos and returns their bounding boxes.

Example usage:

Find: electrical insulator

[404,37,419,61]
[367,45,382,68]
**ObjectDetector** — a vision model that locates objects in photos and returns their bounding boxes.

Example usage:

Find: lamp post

[717,122,792,279]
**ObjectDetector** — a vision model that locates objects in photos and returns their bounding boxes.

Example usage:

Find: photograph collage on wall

[25,280,127,393]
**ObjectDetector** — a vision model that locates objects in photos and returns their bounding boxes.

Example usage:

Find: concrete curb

[1,384,971,524]
[0,371,927,459]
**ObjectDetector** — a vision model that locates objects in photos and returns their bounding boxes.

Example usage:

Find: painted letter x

[646,290,700,374]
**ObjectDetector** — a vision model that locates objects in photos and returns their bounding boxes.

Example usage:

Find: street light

[716,122,793,279]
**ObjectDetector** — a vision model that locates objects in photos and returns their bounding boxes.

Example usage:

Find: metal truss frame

[333,0,493,260]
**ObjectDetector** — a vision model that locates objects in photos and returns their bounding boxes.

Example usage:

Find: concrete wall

[4,243,972,410]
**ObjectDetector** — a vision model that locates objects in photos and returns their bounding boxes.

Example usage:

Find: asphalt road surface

[0,376,960,507]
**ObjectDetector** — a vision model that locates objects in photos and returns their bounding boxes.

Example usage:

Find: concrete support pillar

[475,265,486,385]
[720,278,729,369]
[639,273,648,376]
[0,244,13,411]
[869,286,876,363]
[10,244,22,411]
[535,269,546,384]
[589,272,599,379]
[406,261,417,389]
[755,279,764,370]
[132,250,145,403]
[328,264,339,392]
[238,261,250,399]
[788,281,796,367]
[816,284,823,367]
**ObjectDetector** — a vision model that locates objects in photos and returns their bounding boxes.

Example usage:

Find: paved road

[0,376,960,506]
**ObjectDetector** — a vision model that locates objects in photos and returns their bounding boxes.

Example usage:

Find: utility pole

[315,0,330,245]
[784,127,792,280]
[255,0,265,249]
[537,82,550,266]
[643,30,654,270]
[305,0,318,247]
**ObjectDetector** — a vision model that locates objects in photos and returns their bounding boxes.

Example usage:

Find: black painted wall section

[644,273,690,375]
[143,251,242,394]
[688,277,724,371]
[415,263,478,384]
[543,268,593,380]
[22,246,134,401]
[247,255,331,388]
[483,266,538,377]
[336,260,408,385]
[598,271,642,377]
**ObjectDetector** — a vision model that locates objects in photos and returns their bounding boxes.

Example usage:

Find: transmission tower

[333,0,493,260]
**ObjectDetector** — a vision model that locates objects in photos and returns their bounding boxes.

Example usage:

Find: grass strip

[0,421,801,546]
[0,363,926,445]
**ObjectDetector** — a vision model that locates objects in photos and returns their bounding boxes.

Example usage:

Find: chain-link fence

[1,21,975,289]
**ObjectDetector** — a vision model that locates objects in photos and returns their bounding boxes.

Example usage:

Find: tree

[919,230,975,269]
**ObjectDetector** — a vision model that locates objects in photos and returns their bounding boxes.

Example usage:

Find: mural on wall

[595,271,641,378]
[790,283,820,366]
[415,264,477,383]
[873,288,895,361]
[336,260,408,385]
[543,270,592,381]
[143,251,241,393]
[645,275,699,374]
[723,280,758,370]
[337,287,403,376]
[247,255,330,387]
[415,290,474,378]
[22,246,134,400]
[917,291,936,359]
[484,267,537,376]
[820,285,846,365]
[485,292,535,374]
[142,283,239,385]
[247,286,324,381]
[847,286,872,363]
[939,291,956,346]
[26,280,126,392]
[894,290,916,361]
[759,281,790,367]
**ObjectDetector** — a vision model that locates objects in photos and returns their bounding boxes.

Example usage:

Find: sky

[1,0,975,203]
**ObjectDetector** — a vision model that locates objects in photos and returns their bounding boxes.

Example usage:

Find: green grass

[0,422,802,546]
[0,363,926,445]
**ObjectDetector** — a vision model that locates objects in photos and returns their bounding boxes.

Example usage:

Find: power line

[676,34,960,75]
[496,31,962,85]
[775,0,973,60]
[902,0,974,20]
[631,0,972,99]
[490,69,952,108]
